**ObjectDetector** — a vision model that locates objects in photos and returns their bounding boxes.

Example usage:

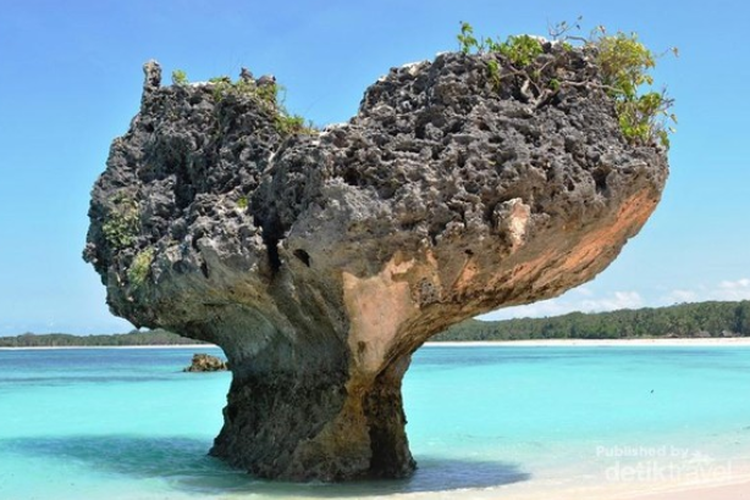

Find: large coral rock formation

[84,44,668,481]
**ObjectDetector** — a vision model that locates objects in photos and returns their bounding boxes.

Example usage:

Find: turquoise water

[1,346,750,499]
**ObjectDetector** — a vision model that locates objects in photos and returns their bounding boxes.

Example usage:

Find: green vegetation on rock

[275,113,309,135]
[457,21,544,65]
[102,196,140,250]
[171,69,188,85]
[206,73,315,137]
[593,30,676,148]
[497,34,544,67]
[127,247,154,288]
[456,21,676,148]
[209,75,239,101]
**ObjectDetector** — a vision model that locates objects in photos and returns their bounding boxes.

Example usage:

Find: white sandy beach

[520,475,750,500]
[426,338,750,347]
[383,469,750,500]
[631,479,750,499]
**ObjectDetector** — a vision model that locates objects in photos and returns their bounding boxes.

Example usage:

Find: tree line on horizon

[0,328,207,347]
[434,300,750,341]
[2,300,749,347]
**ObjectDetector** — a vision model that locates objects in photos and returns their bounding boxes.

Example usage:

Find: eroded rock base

[209,359,416,481]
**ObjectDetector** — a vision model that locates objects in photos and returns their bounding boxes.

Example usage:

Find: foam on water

[1,345,750,499]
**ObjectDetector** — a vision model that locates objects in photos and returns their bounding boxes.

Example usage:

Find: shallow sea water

[1,345,750,499]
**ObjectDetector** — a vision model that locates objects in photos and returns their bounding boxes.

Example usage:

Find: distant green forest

[2,301,749,347]
[435,300,750,341]
[0,329,206,348]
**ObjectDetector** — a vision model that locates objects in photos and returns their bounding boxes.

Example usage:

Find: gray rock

[183,353,228,372]
[256,74,276,87]
[142,60,161,99]
[84,46,668,481]
[239,67,254,83]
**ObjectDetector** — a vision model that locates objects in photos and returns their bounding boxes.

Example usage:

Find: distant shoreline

[3,338,750,351]
[426,337,750,347]
[0,344,220,351]
[432,337,750,347]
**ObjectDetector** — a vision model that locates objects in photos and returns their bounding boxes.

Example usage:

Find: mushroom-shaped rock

[84,47,668,481]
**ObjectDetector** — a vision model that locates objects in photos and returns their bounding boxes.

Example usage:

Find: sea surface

[1,345,750,499]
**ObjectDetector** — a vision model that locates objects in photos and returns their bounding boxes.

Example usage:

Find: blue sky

[1,0,748,334]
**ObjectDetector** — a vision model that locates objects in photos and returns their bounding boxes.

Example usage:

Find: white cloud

[477,277,750,323]
[664,289,699,303]
[718,278,750,292]
[579,291,643,311]
[663,278,750,304]
[478,288,643,321]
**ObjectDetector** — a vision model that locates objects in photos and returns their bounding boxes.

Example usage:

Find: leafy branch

[458,21,543,67]
[456,20,677,148]
[591,27,677,148]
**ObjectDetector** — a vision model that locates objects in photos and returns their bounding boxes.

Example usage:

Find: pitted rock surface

[85,45,668,481]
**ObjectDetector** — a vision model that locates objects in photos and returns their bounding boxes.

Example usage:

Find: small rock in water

[183,353,228,372]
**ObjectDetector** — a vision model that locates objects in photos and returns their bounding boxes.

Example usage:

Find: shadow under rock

[2,435,530,496]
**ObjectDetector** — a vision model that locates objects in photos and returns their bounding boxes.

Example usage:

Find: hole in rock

[592,168,609,193]
[293,249,311,267]
[343,169,360,186]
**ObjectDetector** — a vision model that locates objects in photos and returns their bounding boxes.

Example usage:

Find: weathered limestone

[84,43,668,481]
